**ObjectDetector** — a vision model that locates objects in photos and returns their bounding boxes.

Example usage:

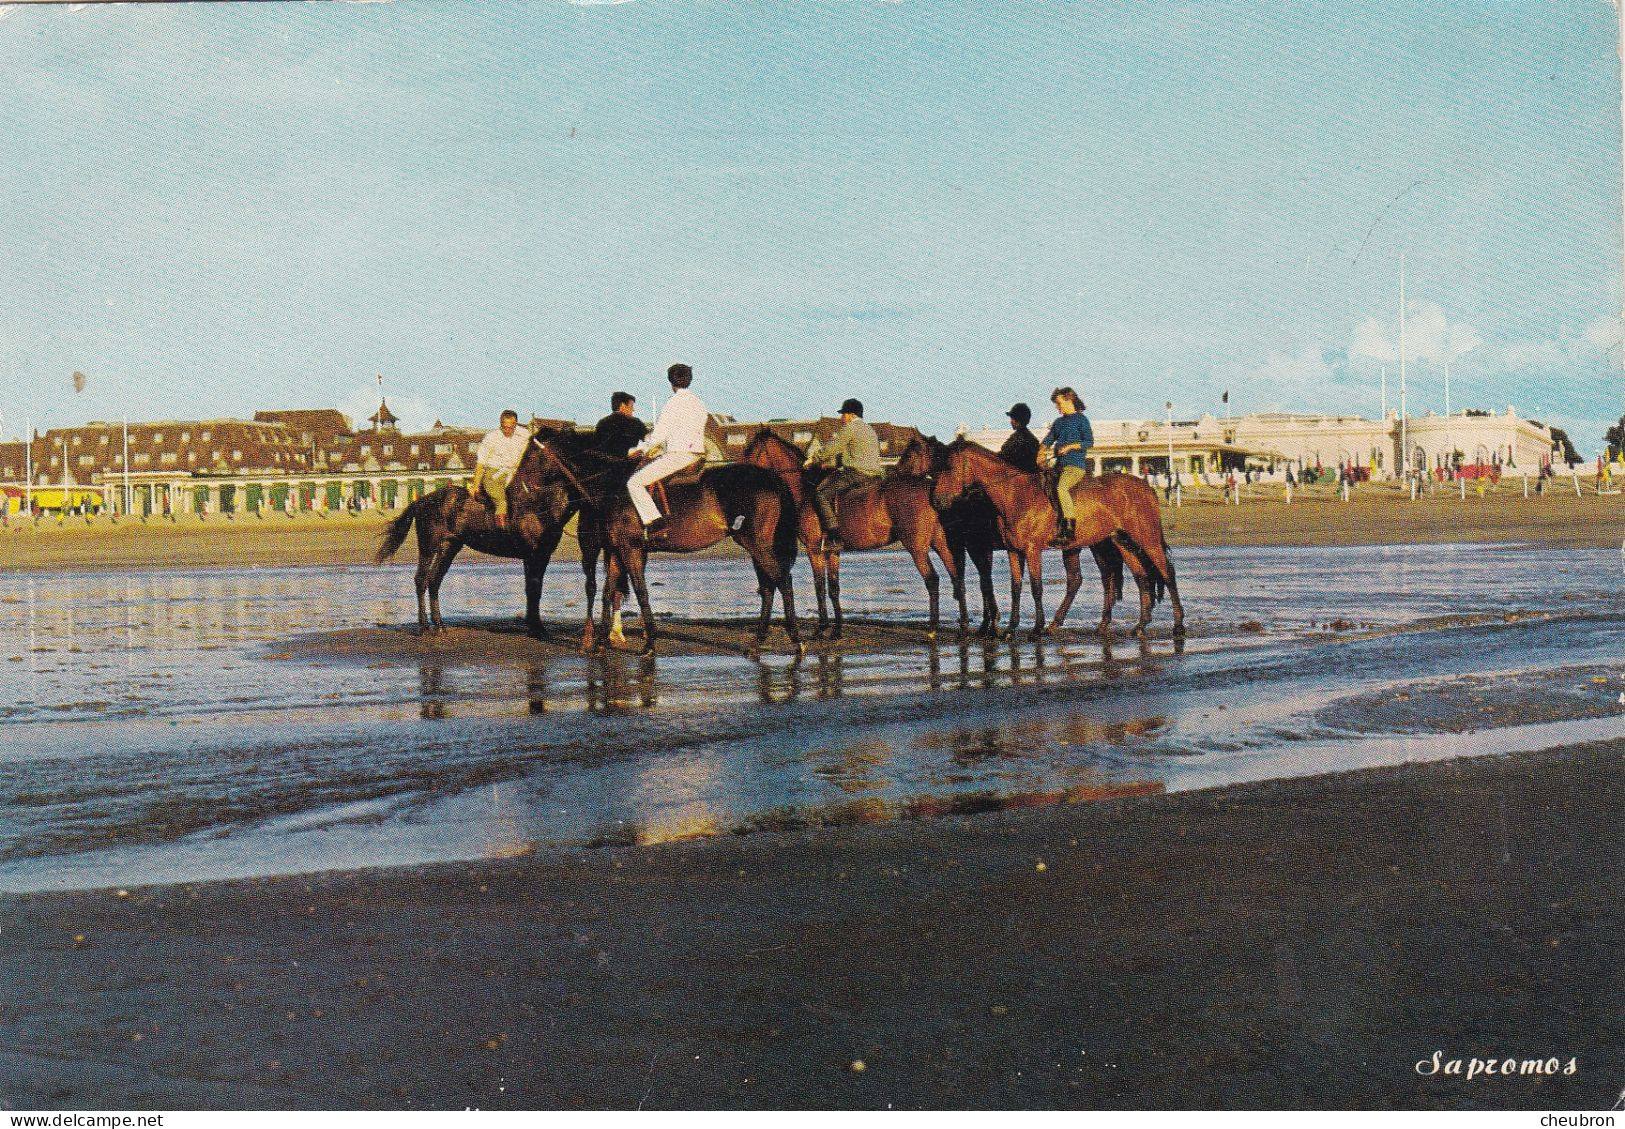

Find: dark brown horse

[374,428,621,639]
[531,429,805,657]
[926,438,1184,639]
[740,429,970,639]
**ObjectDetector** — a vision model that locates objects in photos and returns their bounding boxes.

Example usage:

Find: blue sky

[1,0,1619,450]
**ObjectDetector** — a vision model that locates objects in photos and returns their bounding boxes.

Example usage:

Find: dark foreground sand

[2,744,1619,1111]
[4,487,1621,572]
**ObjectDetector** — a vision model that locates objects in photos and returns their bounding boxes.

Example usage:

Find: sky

[0,0,1620,451]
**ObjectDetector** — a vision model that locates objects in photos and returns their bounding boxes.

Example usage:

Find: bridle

[531,435,590,499]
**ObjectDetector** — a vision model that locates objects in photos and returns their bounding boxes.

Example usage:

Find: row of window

[66,428,303,447]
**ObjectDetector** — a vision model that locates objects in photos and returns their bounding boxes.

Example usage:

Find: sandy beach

[2,743,1618,1110]
[3,484,1622,574]
[4,495,1621,1113]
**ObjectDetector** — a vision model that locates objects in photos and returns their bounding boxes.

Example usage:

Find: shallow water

[1,544,1622,892]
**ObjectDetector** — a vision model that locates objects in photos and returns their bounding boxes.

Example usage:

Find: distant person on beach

[805,397,883,553]
[1039,386,1093,547]
[594,391,647,458]
[471,409,530,529]
[997,402,1040,472]
[628,363,708,540]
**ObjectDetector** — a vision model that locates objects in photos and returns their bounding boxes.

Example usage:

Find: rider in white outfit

[627,363,708,536]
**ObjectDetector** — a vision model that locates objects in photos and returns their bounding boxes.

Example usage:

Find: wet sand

[2,742,1619,1111]
[3,486,1621,573]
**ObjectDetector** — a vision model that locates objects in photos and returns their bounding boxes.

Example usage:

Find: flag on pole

[1221,390,1229,404]
[72,371,86,394]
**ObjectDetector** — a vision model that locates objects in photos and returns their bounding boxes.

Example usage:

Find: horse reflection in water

[586,653,659,713]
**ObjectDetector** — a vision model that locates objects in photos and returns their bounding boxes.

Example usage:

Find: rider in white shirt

[627,363,708,537]
[471,409,530,528]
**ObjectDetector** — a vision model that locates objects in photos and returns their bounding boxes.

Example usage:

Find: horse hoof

[924,630,937,642]
[639,644,656,657]
[1172,623,1187,638]
[795,642,807,658]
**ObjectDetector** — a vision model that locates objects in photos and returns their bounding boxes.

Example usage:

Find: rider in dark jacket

[594,391,648,456]
[997,403,1040,472]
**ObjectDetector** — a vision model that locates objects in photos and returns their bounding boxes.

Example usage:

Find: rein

[532,436,590,499]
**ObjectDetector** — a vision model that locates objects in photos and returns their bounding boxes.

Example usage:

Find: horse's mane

[742,428,803,458]
[945,435,1029,480]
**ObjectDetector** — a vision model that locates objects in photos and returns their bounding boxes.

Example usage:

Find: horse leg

[622,543,657,656]
[413,552,433,633]
[579,536,600,652]
[1051,547,1085,631]
[935,527,966,636]
[808,546,831,638]
[741,506,804,656]
[1005,550,1025,638]
[523,557,544,637]
[595,548,623,653]
[752,560,775,647]
[826,550,844,641]
[524,526,561,638]
[909,542,941,641]
[427,542,463,632]
[973,540,997,637]
[1089,541,1120,635]
[1157,542,1186,637]
[610,588,627,646]
[1026,549,1047,639]
[1114,538,1158,639]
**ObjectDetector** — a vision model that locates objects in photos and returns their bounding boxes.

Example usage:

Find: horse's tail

[772,480,801,565]
[1114,529,1167,606]
[375,498,420,563]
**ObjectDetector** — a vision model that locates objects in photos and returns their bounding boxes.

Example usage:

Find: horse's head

[893,434,938,478]
[928,438,976,509]
[738,428,803,471]
[524,426,592,493]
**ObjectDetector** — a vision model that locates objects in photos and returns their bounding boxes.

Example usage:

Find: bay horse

[531,430,805,657]
[374,428,622,640]
[897,434,1132,638]
[739,429,968,639]
[926,438,1184,639]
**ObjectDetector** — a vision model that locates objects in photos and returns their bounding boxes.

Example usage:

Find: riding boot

[1049,518,1072,548]
[822,526,843,554]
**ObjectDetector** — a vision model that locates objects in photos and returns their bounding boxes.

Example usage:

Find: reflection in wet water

[0,546,1621,892]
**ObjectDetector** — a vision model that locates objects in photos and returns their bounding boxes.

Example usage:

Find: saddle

[650,459,707,516]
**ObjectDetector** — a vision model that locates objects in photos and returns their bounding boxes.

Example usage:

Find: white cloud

[1349,318,1393,364]
[1583,316,1622,351]
[1243,346,1337,405]
[1349,302,1481,367]
[1499,340,1568,371]
[336,385,441,436]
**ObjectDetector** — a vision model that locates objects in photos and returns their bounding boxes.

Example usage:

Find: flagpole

[1443,360,1452,476]
[24,416,32,517]
[122,415,130,516]
[1399,255,1409,477]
